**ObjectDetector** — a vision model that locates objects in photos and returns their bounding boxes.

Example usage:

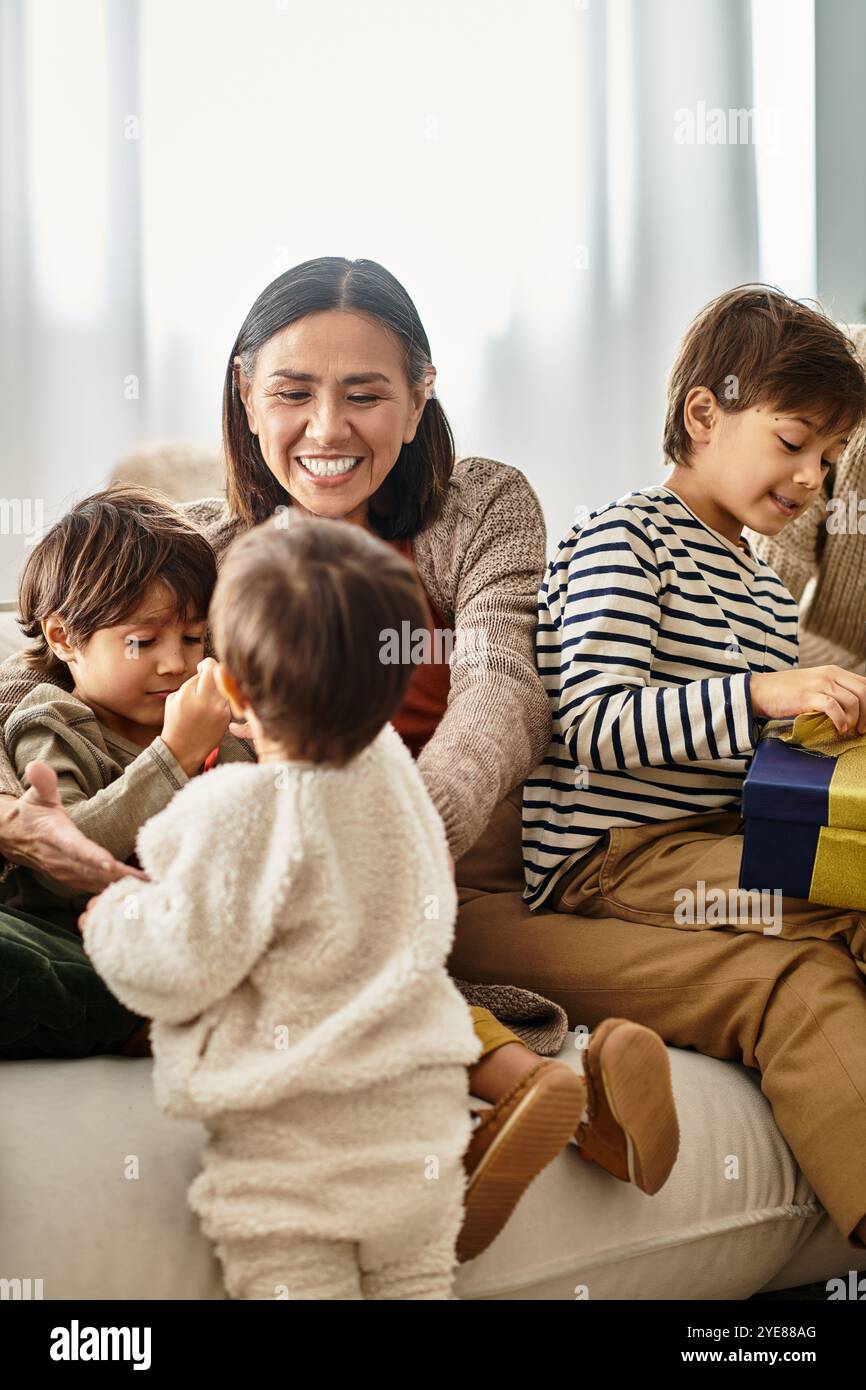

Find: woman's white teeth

[772,492,795,507]
[299,456,360,477]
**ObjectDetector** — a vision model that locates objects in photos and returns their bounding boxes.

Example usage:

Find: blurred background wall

[1,0,863,597]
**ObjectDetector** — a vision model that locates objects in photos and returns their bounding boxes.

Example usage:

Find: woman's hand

[77,893,101,936]
[751,665,866,735]
[0,762,148,893]
[78,877,152,936]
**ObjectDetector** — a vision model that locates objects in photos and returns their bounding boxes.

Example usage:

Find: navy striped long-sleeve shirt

[522,486,799,909]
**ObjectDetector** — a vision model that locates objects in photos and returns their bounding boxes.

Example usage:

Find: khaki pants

[451,788,866,1247]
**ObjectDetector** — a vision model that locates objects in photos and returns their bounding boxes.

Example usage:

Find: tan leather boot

[574,1018,679,1195]
[458,1059,586,1263]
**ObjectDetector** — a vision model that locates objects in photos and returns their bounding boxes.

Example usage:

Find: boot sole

[593,1021,680,1196]
[458,1065,585,1263]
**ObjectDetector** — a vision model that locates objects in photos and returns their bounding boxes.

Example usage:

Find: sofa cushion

[1,1036,861,1300]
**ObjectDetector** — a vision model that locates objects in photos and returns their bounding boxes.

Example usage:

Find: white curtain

[0,0,813,600]
[0,0,144,598]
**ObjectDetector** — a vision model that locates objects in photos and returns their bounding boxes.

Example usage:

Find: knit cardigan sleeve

[416,461,552,860]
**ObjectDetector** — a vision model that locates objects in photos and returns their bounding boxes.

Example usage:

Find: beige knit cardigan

[745,324,866,663]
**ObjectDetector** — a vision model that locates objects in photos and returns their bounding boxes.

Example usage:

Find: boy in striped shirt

[522,285,866,1247]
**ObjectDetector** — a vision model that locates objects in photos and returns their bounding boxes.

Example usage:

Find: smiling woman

[208,257,552,868]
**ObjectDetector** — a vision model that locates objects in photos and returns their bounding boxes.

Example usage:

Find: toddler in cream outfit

[81,514,481,1299]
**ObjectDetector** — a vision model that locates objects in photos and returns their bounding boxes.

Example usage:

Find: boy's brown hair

[663,284,866,466]
[18,485,218,681]
[210,515,428,765]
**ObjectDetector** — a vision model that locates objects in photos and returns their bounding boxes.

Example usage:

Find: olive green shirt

[0,682,255,930]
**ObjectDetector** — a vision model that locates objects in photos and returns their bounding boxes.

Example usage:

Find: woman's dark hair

[17,485,217,681]
[222,257,455,541]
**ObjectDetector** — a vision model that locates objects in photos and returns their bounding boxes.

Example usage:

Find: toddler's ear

[213,662,242,716]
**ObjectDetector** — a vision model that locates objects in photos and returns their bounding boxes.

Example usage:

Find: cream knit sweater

[81,720,483,1121]
[745,324,866,665]
[0,456,551,863]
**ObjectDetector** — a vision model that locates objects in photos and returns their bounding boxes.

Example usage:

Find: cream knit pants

[186,1065,472,1300]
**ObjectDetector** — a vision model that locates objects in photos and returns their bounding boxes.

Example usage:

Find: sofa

[1,445,863,1300]
[2,1039,863,1300]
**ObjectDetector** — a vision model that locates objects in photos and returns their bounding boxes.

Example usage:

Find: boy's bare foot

[468,1040,544,1102]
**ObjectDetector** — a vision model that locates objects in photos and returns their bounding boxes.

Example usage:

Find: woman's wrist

[0,792,23,867]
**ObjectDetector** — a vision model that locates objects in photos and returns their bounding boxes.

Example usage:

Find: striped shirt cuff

[732,670,757,755]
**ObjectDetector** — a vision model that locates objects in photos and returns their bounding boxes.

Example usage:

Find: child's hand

[750,666,866,736]
[77,872,152,936]
[77,892,103,936]
[161,658,232,775]
[228,719,254,740]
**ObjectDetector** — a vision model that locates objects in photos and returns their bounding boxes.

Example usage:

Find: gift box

[739,713,866,912]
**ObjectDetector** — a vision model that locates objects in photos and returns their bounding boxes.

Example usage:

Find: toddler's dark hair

[210,514,428,764]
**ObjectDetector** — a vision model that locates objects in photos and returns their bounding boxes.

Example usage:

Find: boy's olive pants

[452,788,866,1248]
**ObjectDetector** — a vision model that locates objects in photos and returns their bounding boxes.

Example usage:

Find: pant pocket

[597,812,744,922]
[551,834,612,914]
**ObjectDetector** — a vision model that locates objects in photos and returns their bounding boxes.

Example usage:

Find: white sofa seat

[1,1037,862,1300]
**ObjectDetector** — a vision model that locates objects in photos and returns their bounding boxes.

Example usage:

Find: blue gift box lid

[742,736,834,828]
